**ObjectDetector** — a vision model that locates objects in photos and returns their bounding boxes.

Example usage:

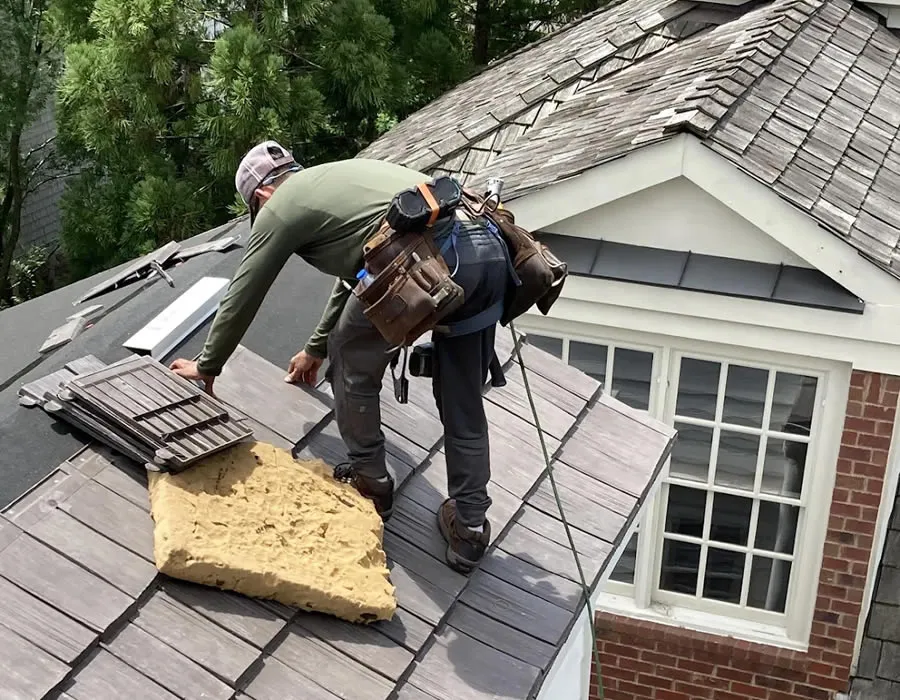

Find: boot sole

[437,509,480,575]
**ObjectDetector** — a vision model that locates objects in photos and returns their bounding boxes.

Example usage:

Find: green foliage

[50,0,606,286]
[2,243,55,308]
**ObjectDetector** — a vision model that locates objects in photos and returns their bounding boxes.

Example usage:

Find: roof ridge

[417,1,703,174]
[469,0,630,75]
[667,0,826,139]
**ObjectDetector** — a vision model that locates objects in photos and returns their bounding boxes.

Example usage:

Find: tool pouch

[356,226,464,348]
[460,188,568,326]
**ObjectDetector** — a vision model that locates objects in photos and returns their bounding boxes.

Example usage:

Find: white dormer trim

[866,2,900,28]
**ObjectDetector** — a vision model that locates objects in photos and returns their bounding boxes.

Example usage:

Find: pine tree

[53,0,606,282]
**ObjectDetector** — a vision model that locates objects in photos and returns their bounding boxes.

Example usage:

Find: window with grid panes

[659,355,816,616]
[524,331,823,628]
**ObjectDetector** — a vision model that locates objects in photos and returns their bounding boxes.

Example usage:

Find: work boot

[333,463,394,521]
[437,499,490,574]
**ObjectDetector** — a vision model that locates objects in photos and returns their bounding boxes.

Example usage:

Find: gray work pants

[327,220,508,527]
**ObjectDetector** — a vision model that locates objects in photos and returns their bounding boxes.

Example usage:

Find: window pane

[747,557,791,613]
[660,540,700,596]
[714,430,760,491]
[669,424,713,483]
[722,365,769,428]
[569,341,608,384]
[610,532,638,584]
[761,437,806,498]
[703,547,745,604]
[675,358,720,421]
[755,501,800,555]
[665,485,706,537]
[710,493,753,546]
[770,372,818,434]
[527,334,563,359]
[611,348,653,411]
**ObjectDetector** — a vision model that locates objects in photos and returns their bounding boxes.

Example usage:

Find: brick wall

[589,371,900,700]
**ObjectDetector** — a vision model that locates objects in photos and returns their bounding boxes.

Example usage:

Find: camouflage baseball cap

[235,140,301,207]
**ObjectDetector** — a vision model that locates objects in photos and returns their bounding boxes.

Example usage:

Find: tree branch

[24,134,55,162]
[27,170,79,195]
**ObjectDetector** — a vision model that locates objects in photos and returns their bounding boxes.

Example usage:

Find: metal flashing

[122,277,230,360]
[537,232,865,314]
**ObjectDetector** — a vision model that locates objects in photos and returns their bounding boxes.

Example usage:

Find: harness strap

[417,183,441,227]
[435,299,504,338]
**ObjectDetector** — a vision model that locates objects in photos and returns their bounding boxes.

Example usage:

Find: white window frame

[515,319,850,650]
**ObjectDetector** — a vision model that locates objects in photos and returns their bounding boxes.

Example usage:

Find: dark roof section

[2,332,674,699]
[538,232,865,313]
[851,494,900,698]
[0,216,337,508]
[359,0,900,280]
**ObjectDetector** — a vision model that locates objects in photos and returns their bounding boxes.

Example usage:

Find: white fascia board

[536,277,900,374]
[508,135,687,232]
[866,3,900,27]
[681,136,900,303]
[510,133,900,307]
[123,277,230,359]
[537,606,592,700]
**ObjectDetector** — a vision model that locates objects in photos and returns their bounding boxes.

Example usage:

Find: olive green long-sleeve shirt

[196,158,429,376]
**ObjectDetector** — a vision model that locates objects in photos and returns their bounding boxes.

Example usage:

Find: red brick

[851,561,869,577]
[676,658,715,675]
[640,650,671,665]
[601,664,637,682]
[618,656,655,675]
[714,666,754,684]
[820,556,848,572]
[861,505,880,522]
[793,683,830,699]
[637,672,672,690]
[850,372,867,388]
[845,400,865,417]
[844,416,877,433]
[807,673,848,691]
[876,420,895,436]
[613,680,644,696]
[864,404,895,421]
[830,501,861,518]
[767,691,800,700]
[840,544,872,561]
[729,682,768,698]
[654,691,691,700]
[854,461,885,477]
[837,475,868,493]
[844,519,876,536]
[605,642,640,658]
[858,433,893,450]
[831,598,861,615]
[850,488,883,506]
[841,445,873,462]
[870,450,889,468]
[755,674,794,691]
[672,682,714,699]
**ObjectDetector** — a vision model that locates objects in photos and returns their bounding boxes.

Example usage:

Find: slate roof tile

[5,335,672,698]
[359,0,900,275]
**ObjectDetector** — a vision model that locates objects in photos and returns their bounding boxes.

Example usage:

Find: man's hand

[169,358,216,395]
[286,350,323,385]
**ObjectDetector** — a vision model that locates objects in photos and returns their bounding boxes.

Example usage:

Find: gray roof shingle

[2,332,673,699]
[359,0,900,279]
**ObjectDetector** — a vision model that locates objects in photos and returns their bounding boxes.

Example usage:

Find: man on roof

[169,141,508,573]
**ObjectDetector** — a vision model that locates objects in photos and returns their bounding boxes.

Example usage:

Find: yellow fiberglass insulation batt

[147,441,397,624]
